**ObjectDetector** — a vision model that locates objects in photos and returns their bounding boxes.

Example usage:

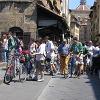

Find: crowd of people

[0,30,100,82]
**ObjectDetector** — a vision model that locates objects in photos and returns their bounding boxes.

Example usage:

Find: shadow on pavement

[86,74,100,100]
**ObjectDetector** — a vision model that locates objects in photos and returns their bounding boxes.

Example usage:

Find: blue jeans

[69,55,76,76]
[24,61,33,75]
[1,49,8,62]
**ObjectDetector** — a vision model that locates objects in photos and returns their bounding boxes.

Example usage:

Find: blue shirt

[58,43,69,55]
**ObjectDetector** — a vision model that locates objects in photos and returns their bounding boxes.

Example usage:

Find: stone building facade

[0,0,69,44]
[89,1,98,43]
[0,0,69,61]
[0,0,37,48]
[70,13,80,40]
[71,0,91,43]
[90,0,100,44]
[37,0,69,41]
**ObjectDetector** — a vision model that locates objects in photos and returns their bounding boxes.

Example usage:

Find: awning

[37,3,69,30]
[96,34,100,37]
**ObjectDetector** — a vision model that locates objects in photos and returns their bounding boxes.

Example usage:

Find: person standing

[1,34,8,62]
[7,31,19,68]
[58,39,70,77]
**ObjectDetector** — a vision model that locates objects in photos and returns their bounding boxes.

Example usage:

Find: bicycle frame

[4,53,22,84]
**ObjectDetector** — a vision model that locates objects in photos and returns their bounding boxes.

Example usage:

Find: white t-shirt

[86,45,95,56]
[45,40,55,59]
[93,46,100,57]
[30,42,37,53]
[36,43,46,61]
[3,39,8,50]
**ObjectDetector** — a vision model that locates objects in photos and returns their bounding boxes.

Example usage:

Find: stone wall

[0,0,37,39]
[71,10,91,42]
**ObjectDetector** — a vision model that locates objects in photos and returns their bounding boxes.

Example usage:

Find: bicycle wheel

[4,74,12,84]
[3,66,14,84]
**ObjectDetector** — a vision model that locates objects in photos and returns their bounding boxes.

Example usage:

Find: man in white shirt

[45,36,57,76]
[33,38,46,82]
[85,41,95,66]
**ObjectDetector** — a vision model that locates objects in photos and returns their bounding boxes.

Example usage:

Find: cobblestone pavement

[0,64,6,84]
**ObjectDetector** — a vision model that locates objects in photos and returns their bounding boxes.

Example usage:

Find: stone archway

[9,26,23,39]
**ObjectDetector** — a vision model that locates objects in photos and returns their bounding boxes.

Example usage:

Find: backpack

[8,37,20,52]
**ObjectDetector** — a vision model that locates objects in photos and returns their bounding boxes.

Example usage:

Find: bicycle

[4,53,23,84]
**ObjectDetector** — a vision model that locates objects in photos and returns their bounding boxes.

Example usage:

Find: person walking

[45,36,57,76]
[33,38,46,82]
[58,39,70,78]
[85,41,95,74]
[70,37,83,78]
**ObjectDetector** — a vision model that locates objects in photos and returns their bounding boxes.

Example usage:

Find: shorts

[76,54,84,65]
[36,60,45,71]
[50,58,55,64]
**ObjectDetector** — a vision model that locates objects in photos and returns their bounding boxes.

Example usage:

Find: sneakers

[50,71,53,76]
[32,77,44,82]
[32,78,38,81]
[68,75,72,78]
[37,78,44,82]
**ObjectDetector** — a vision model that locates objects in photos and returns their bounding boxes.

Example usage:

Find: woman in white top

[29,39,37,55]
[1,34,8,62]
[33,38,46,82]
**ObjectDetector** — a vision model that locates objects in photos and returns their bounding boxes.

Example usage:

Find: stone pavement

[0,75,51,100]
[0,62,100,100]
[0,62,7,84]
[0,62,52,100]
[37,75,100,100]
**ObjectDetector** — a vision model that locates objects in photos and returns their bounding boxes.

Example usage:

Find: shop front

[37,3,69,42]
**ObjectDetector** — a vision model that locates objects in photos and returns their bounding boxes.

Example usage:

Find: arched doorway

[9,27,23,39]
[9,27,31,49]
